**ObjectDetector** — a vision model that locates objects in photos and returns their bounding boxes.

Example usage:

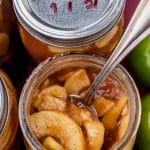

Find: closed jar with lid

[14,0,125,63]
[0,0,15,64]
[0,70,18,150]
[19,53,141,149]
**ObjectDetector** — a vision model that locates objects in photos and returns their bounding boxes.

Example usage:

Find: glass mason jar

[0,70,18,149]
[0,0,15,64]
[19,53,141,150]
[14,0,125,63]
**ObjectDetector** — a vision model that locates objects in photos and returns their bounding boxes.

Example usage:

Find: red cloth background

[125,0,139,27]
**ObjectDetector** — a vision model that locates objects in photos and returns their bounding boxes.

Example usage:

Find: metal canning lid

[13,0,125,47]
[0,77,9,135]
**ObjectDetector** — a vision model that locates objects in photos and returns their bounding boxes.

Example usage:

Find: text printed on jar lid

[13,0,125,47]
[0,77,9,135]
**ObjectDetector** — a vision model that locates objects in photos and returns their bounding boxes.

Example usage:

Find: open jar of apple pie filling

[0,70,18,150]
[13,0,125,63]
[19,53,141,150]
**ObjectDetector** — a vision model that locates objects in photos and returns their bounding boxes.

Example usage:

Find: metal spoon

[70,0,150,105]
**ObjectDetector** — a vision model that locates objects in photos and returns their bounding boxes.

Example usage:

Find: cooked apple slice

[43,136,64,150]
[57,70,75,82]
[30,111,86,150]
[48,45,91,53]
[67,103,96,126]
[37,95,66,112]
[102,94,127,130]
[67,103,83,126]
[64,69,90,94]
[95,25,118,48]
[93,97,115,117]
[121,105,128,116]
[48,45,72,53]
[40,85,68,100]
[84,120,105,150]
[40,79,50,90]
[118,112,130,140]
[80,109,105,150]
[67,103,104,150]
[34,85,67,108]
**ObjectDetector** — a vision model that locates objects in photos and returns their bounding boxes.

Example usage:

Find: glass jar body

[0,70,18,150]
[19,16,124,63]
[19,53,141,149]
[0,0,15,64]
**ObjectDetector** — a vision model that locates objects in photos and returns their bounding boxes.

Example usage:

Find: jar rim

[19,52,141,149]
[0,76,9,135]
[13,0,125,47]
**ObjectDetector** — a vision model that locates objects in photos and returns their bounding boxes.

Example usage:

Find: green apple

[129,36,150,87]
[136,95,150,150]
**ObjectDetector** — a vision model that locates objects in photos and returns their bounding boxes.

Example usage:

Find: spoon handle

[111,27,150,72]
[84,0,150,105]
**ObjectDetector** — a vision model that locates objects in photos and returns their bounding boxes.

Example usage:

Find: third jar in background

[14,0,125,63]
[0,70,18,150]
